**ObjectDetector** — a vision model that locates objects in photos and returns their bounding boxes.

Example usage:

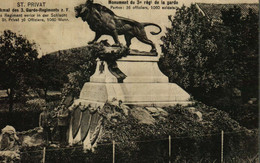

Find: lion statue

[75,0,162,53]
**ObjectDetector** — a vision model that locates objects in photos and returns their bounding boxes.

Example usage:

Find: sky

[0,0,258,56]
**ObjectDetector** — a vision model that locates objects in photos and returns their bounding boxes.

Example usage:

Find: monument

[69,0,191,148]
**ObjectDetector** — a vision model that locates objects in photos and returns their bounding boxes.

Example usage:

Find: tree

[0,30,38,112]
[34,54,64,100]
[221,7,259,101]
[160,5,223,99]
[59,47,97,101]
[160,4,258,107]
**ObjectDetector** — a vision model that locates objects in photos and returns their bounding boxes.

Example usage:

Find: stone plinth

[90,55,168,83]
[117,55,168,83]
[79,82,190,107]
[80,52,191,107]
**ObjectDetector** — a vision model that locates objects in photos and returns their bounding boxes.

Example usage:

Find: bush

[91,103,258,162]
[25,98,46,111]
[0,98,60,131]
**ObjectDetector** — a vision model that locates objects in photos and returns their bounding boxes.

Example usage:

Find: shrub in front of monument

[89,102,258,162]
[230,103,258,129]
[210,94,258,129]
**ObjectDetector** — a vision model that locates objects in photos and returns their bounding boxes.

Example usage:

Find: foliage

[0,30,39,112]
[0,97,59,131]
[159,4,258,125]
[14,102,258,162]
[19,42,128,105]
[33,55,64,100]
[31,46,96,101]
[60,46,96,99]
[25,98,46,111]
[91,103,257,162]
[160,5,218,91]
[220,6,259,101]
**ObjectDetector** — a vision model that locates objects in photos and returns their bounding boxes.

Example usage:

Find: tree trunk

[44,88,48,101]
[7,88,14,112]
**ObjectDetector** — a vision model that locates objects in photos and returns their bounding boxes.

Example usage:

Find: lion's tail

[143,23,162,35]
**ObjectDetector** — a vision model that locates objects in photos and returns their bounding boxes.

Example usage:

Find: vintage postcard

[0,0,258,162]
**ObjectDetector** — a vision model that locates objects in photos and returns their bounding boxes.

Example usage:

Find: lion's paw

[88,41,96,44]
[150,49,157,53]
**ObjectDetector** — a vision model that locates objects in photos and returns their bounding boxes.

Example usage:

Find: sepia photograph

[0,0,258,162]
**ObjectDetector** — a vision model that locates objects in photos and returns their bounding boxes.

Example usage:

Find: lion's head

[75,4,86,18]
[75,0,94,18]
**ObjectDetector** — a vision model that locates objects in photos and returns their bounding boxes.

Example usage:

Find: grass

[223,155,259,163]
[0,90,61,98]
[173,155,259,163]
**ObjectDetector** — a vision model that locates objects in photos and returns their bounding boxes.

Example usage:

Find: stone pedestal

[78,52,191,107]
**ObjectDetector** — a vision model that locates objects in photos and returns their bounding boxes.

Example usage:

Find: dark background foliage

[0,30,38,112]
[159,4,258,128]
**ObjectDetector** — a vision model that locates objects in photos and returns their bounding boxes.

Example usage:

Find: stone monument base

[78,82,191,107]
[76,52,191,107]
